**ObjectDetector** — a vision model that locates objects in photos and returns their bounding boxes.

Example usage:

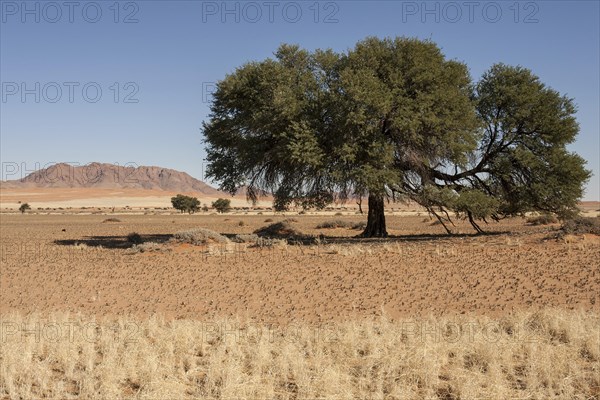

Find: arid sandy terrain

[1,211,599,398]
[2,213,599,321]
[0,188,274,209]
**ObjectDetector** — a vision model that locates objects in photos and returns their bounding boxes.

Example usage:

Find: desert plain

[1,201,599,399]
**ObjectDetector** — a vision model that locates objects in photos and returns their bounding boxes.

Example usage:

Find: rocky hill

[1,162,222,195]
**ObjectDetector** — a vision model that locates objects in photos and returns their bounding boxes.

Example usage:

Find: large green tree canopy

[203,37,590,237]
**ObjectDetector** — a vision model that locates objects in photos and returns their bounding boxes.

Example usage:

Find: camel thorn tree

[202,37,590,237]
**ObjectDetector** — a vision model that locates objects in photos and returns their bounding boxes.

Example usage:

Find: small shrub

[102,218,122,223]
[127,232,143,245]
[250,237,288,248]
[173,228,229,245]
[254,220,308,240]
[527,213,558,225]
[264,218,274,223]
[560,217,600,236]
[233,233,259,243]
[334,212,343,216]
[238,221,245,227]
[316,220,353,229]
[127,242,169,254]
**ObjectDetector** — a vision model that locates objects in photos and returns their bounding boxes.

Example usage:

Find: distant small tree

[19,203,31,214]
[171,195,185,213]
[171,194,201,214]
[212,198,231,213]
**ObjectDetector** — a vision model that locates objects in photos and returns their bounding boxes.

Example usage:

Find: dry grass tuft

[102,218,122,223]
[232,233,259,243]
[527,214,558,225]
[1,309,598,399]
[172,228,229,245]
[254,220,308,241]
[560,217,600,236]
[352,221,367,230]
[251,237,288,249]
[316,219,353,229]
[125,242,170,254]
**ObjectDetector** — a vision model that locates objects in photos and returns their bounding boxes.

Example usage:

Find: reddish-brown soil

[1,214,598,323]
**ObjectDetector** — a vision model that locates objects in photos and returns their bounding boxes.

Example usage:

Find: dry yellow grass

[1,309,598,399]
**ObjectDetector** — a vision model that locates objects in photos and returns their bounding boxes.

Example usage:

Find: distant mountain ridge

[1,162,222,195]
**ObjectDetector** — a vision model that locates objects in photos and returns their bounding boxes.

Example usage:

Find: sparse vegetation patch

[316,219,353,229]
[254,220,308,241]
[351,221,367,230]
[233,233,259,243]
[526,213,558,225]
[173,228,229,245]
[102,218,122,223]
[560,217,600,236]
[125,242,169,254]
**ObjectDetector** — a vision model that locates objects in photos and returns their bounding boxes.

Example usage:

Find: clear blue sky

[1,0,598,200]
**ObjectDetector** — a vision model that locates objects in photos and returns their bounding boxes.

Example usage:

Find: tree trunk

[467,211,484,234]
[356,196,363,214]
[361,194,388,238]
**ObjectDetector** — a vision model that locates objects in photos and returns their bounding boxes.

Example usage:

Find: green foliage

[19,203,31,214]
[451,190,500,220]
[212,198,231,213]
[203,37,590,234]
[473,64,590,220]
[171,194,201,214]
